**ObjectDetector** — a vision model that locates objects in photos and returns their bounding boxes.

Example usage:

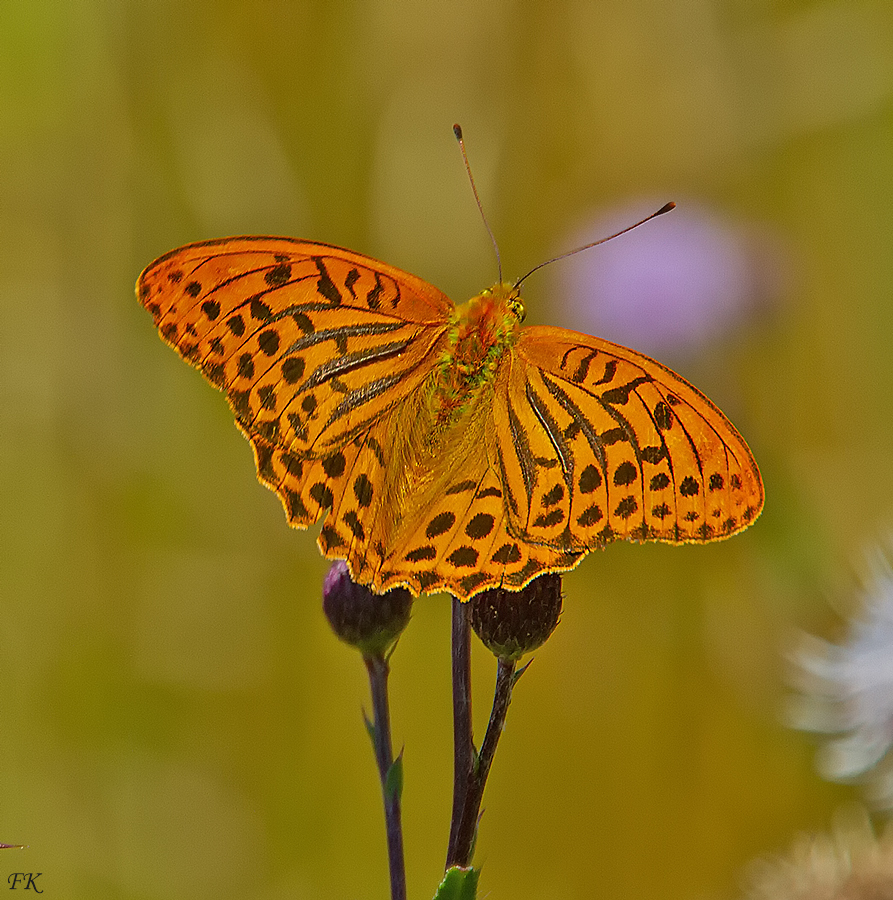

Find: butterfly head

[465,282,525,327]
[486,282,526,323]
[451,283,526,358]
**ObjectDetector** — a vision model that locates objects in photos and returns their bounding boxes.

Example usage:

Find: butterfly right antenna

[453,124,503,285]
[512,201,675,291]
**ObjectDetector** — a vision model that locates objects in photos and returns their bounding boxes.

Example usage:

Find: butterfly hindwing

[371,454,582,598]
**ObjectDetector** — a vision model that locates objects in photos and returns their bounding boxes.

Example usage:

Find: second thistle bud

[322,561,413,658]
[469,574,563,661]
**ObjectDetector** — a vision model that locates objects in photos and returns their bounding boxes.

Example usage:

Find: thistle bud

[469,574,563,661]
[322,561,412,657]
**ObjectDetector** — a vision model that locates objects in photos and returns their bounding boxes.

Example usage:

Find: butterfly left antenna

[453,124,503,284]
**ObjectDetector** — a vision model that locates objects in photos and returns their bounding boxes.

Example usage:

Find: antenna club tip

[656,201,676,215]
[453,123,463,140]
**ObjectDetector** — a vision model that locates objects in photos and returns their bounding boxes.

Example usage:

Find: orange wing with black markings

[138,237,452,525]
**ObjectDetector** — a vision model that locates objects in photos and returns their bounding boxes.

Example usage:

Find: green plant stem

[447,655,516,868]
[364,654,407,900]
[446,595,473,868]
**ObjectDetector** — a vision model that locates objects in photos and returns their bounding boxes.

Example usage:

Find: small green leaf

[512,659,533,686]
[385,752,403,801]
[432,866,480,900]
[362,708,376,745]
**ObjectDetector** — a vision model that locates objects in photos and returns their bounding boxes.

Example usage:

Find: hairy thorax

[433,283,524,426]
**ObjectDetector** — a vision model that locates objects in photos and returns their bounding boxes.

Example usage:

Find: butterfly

[137,234,763,600]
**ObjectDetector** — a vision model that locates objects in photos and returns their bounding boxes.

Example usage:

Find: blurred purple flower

[788,542,893,810]
[551,199,783,360]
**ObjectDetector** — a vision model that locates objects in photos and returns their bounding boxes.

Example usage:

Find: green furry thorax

[432,283,524,419]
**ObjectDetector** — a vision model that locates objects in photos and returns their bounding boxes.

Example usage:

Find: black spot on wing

[406,545,436,562]
[366,272,384,310]
[344,268,360,298]
[227,314,245,337]
[654,402,673,430]
[237,354,255,379]
[342,510,365,541]
[353,473,374,508]
[426,511,455,539]
[314,257,342,305]
[258,330,280,356]
[281,356,305,384]
[250,296,273,321]
[614,496,638,519]
[446,480,478,495]
[680,476,700,497]
[491,543,521,564]
[579,464,602,494]
[465,513,495,539]
[201,299,220,320]
[265,262,291,287]
[613,461,638,486]
[447,546,479,568]
[577,504,602,527]
[570,349,599,383]
[322,452,346,479]
[594,359,617,386]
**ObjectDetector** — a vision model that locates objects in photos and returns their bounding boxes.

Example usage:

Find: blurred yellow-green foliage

[3,1,893,898]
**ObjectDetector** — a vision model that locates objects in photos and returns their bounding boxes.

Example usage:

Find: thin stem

[364,654,407,900]
[474,657,516,793]
[448,656,517,868]
[446,595,473,868]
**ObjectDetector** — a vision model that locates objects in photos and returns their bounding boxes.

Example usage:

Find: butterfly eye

[509,296,526,323]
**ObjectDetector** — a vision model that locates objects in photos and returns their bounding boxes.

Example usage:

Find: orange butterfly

[137,234,763,600]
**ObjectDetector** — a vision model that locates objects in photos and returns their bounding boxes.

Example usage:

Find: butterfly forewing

[513,327,763,547]
[137,236,452,524]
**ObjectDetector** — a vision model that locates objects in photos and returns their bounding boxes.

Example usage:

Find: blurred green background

[3,1,893,897]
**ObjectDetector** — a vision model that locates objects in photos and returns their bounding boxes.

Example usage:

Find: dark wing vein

[306,333,446,451]
[295,339,413,395]
[506,399,536,521]
[525,380,575,514]
[283,321,407,354]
